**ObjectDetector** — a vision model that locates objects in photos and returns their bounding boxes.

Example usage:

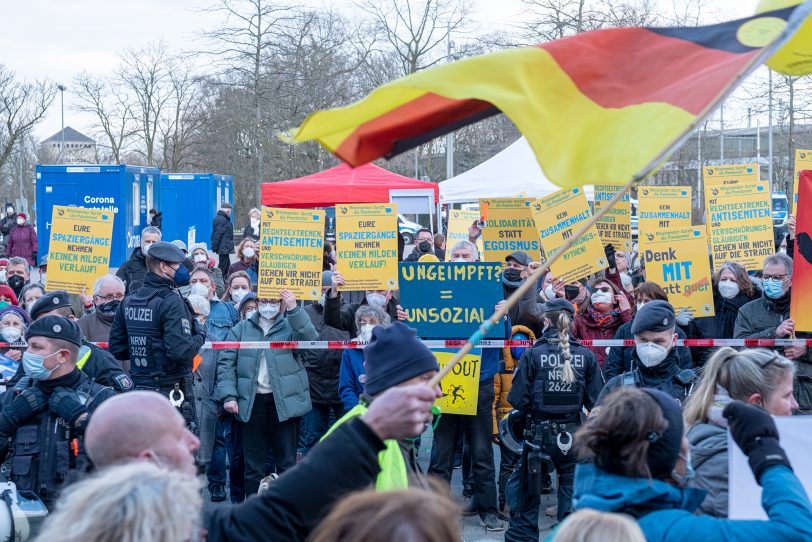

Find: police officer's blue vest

[122,288,179,386]
[529,340,588,418]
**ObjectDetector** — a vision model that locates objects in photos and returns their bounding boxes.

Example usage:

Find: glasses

[594,286,612,293]
[762,274,788,281]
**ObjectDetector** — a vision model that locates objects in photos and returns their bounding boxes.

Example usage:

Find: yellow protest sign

[46,206,114,294]
[336,203,399,291]
[434,350,480,415]
[703,163,759,187]
[594,184,632,251]
[639,227,715,317]
[530,188,606,283]
[793,150,812,212]
[445,209,480,261]
[479,198,541,264]
[637,186,692,235]
[705,181,774,271]
[257,207,325,301]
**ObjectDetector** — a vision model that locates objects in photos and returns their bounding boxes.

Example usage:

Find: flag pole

[426,5,812,390]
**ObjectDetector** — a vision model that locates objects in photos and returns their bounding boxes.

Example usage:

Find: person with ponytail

[572,387,812,542]
[684,347,797,517]
[504,299,603,541]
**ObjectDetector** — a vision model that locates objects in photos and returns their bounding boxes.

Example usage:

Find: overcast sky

[1,0,757,140]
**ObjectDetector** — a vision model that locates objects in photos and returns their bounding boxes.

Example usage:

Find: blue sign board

[398,262,504,339]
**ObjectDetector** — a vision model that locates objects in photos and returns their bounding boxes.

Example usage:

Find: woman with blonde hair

[34,462,201,542]
[684,347,797,517]
[552,509,645,542]
[506,298,603,538]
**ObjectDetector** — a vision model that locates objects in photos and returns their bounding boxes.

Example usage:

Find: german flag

[286,4,812,188]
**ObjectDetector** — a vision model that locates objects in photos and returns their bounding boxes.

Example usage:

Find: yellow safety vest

[321,403,409,491]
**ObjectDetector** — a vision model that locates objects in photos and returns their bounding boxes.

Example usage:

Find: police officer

[0,316,115,509]
[109,241,205,427]
[24,291,133,393]
[504,299,603,541]
[598,300,696,406]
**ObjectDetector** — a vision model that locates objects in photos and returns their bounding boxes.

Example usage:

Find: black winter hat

[543,298,575,316]
[363,321,439,396]
[642,388,684,480]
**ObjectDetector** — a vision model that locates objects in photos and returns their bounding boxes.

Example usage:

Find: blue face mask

[173,264,191,287]
[672,451,696,488]
[22,350,60,381]
[763,278,785,299]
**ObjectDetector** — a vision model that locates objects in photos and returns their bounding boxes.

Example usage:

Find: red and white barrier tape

[10,338,807,350]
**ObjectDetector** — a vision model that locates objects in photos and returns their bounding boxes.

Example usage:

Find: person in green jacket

[215,290,318,495]
[323,321,440,491]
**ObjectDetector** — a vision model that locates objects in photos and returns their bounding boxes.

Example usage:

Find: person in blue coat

[338,305,390,411]
[569,387,812,542]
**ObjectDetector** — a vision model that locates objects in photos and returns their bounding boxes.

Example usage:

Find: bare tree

[119,41,173,166]
[0,65,55,171]
[160,66,207,171]
[72,72,134,163]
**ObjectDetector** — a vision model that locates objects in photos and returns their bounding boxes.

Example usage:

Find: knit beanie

[642,389,684,480]
[363,321,439,396]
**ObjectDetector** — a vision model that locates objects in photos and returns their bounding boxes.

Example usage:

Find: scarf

[586,303,621,329]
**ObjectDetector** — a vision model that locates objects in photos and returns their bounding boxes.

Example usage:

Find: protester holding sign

[683,348,797,518]
[500,251,545,337]
[325,271,399,337]
[338,305,390,411]
[573,388,812,542]
[215,290,318,494]
[572,272,632,368]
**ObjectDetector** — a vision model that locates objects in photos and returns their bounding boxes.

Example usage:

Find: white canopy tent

[439,137,594,204]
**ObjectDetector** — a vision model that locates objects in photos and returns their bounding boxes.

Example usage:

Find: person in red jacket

[5,213,37,267]
[573,275,632,369]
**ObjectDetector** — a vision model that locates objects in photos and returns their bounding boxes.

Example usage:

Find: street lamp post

[57,84,66,163]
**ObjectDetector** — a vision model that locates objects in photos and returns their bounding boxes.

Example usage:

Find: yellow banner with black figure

[530,188,606,284]
[639,227,715,318]
[433,350,480,415]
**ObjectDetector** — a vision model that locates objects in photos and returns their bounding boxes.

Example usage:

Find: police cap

[543,298,575,316]
[30,291,73,321]
[631,300,676,335]
[26,315,83,347]
[147,241,188,264]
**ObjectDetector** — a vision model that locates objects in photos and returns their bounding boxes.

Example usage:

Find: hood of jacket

[686,422,727,471]
[573,464,706,516]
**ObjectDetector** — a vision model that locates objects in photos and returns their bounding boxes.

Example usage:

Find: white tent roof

[439,137,593,203]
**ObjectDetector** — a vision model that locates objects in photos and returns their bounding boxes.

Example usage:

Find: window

[146,178,154,213]
[132,180,140,227]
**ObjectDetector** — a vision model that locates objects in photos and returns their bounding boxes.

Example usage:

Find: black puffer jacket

[302,303,349,405]
[115,247,148,294]
[211,210,234,255]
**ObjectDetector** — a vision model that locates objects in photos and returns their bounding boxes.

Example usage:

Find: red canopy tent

[261,163,439,208]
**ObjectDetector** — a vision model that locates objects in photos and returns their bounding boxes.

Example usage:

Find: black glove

[604,244,616,270]
[723,402,791,483]
[48,387,87,426]
[0,387,47,437]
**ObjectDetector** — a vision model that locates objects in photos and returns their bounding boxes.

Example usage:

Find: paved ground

[204,426,558,541]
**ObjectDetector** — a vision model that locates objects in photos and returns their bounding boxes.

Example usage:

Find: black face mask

[8,275,25,293]
[418,240,432,253]
[503,268,522,283]
[97,300,121,315]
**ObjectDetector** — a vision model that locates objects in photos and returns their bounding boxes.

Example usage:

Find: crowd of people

[0,200,807,542]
